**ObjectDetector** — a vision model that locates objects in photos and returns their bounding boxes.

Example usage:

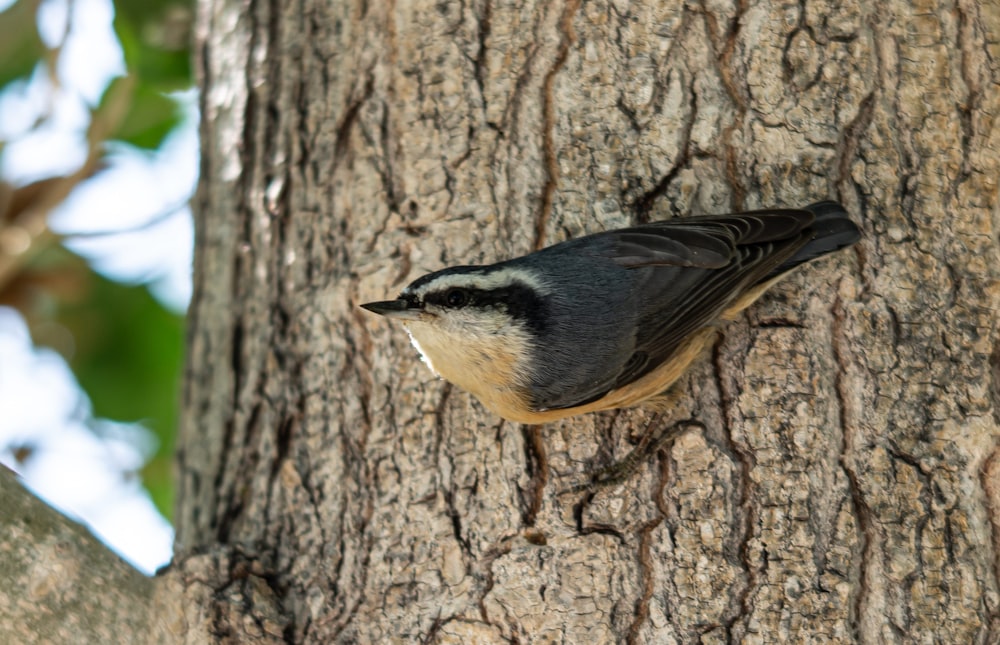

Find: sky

[0,0,192,574]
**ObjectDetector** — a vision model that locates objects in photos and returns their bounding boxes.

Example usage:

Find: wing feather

[535,209,815,411]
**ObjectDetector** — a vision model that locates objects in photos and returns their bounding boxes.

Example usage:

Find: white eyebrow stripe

[405,268,549,297]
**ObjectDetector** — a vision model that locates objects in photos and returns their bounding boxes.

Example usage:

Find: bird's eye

[445,288,469,308]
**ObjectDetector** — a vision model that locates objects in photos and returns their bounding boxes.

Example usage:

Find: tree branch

[0,466,159,643]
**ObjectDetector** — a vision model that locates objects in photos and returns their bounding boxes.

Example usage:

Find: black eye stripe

[420,282,547,333]
[424,287,481,308]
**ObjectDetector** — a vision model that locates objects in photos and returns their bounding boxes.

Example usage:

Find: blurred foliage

[0,0,194,520]
[107,79,183,149]
[0,0,45,89]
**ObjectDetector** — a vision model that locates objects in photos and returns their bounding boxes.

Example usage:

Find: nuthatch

[362,201,860,425]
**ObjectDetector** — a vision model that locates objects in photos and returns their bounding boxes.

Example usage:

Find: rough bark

[173,0,1000,642]
[0,467,159,643]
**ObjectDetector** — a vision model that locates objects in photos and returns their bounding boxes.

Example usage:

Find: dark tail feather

[765,201,861,280]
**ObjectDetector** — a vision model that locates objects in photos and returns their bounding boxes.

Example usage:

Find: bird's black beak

[360,298,427,321]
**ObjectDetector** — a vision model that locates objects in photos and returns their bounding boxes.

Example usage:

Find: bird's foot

[560,419,704,495]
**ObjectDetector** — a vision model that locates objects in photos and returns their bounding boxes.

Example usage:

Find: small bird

[362,201,860,425]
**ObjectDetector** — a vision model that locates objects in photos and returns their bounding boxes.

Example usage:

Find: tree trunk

[178,0,999,642]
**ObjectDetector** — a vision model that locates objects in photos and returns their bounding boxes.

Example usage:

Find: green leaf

[114,83,182,149]
[114,0,187,31]
[0,0,45,90]
[113,0,192,90]
[92,75,180,150]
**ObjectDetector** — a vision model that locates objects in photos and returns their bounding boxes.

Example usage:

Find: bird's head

[361,266,549,400]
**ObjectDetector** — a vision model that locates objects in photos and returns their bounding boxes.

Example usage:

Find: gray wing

[534,209,815,411]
